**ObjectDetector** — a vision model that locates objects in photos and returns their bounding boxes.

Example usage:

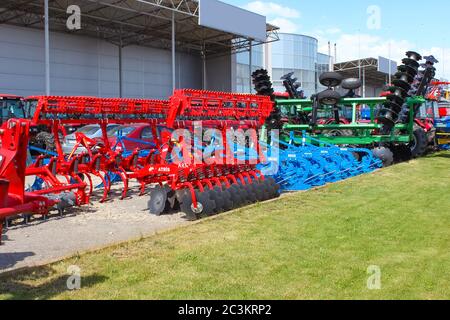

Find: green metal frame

[275,96,425,146]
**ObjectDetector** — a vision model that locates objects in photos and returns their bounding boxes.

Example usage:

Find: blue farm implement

[259,133,382,192]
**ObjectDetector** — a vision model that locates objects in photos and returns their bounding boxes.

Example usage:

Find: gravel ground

[0,182,189,273]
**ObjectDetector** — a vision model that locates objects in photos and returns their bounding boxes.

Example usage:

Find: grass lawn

[1,152,449,300]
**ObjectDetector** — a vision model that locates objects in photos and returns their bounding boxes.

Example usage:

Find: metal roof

[334,58,391,86]
[0,0,279,57]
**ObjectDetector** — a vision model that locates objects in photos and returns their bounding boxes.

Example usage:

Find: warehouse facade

[0,0,278,99]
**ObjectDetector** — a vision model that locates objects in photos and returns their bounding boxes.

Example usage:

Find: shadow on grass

[0,265,108,300]
[426,152,450,159]
[0,251,35,271]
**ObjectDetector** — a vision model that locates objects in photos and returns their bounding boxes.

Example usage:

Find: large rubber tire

[372,147,394,167]
[147,186,168,216]
[409,124,428,158]
[319,72,343,87]
[34,132,56,152]
[392,144,412,163]
[317,89,341,105]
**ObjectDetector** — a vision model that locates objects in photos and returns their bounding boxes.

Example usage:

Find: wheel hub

[191,202,204,214]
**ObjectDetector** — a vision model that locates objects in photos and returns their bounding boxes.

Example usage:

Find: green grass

[1,152,450,300]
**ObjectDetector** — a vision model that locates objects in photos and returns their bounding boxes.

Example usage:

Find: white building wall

[0,24,202,99]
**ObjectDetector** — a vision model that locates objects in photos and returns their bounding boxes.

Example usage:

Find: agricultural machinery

[253,51,439,166]
[258,132,382,192]
[425,81,450,149]
[0,89,281,243]
[1,94,79,153]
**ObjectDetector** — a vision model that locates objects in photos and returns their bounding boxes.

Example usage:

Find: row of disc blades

[179,177,281,220]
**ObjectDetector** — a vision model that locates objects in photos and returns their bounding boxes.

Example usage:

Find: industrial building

[334,57,397,97]
[0,0,278,99]
[235,33,331,97]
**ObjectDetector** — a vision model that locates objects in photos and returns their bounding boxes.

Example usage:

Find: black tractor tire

[391,144,412,163]
[317,89,341,106]
[409,124,428,158]
[372,147,394,167]
[319,72,343,87]
[34,132,56,152]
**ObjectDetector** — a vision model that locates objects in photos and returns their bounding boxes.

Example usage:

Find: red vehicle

[104,124,158,153]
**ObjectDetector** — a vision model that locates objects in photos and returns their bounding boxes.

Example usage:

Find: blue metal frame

[258,132,382,192]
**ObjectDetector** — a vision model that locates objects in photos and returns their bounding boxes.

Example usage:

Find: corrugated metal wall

[0,25,202,99]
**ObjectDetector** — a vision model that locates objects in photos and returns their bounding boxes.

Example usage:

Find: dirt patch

[0,183,189,273]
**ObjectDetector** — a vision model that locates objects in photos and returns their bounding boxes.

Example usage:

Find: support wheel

[409,124,428,158]
[392,144,412,163]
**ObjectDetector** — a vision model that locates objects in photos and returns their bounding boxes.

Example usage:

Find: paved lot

[0,184,189,273]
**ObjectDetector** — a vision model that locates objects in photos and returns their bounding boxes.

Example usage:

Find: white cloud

[242,1,301,34]
[244,1,300,19]
[269,18,299,33]
[325,28,341,35]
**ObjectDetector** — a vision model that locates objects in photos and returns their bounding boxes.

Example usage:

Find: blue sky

[225,0,450,79]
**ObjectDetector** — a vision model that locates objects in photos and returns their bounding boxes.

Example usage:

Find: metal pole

[172,12,176,91]
[44,0,50,95]
[362,67,366,98]
[202,56,207,90]
[388,42,392,84]
[202,43,207,90]
[119,44,123,97]
[334,43,337,64]
[328,41,332,71]
[249,40,253,93]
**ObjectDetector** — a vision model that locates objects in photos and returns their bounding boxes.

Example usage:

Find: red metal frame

[1,89,274,241]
